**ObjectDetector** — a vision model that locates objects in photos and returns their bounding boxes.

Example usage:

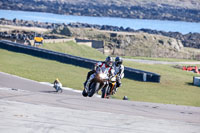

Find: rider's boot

[60,88,63,93]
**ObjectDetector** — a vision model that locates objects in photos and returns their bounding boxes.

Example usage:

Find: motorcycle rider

[113,56,124,93]
[53,78,62,92]
[84,56,114,93]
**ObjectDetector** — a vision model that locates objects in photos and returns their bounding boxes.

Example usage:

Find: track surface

[0,72,200,133]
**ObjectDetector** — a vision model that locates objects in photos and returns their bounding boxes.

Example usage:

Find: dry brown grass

[70,27,200,59]
[0,25,50,33]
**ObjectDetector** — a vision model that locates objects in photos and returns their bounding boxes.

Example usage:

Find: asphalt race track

[0,72,200,133]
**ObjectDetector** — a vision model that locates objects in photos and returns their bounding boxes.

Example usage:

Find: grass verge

[123,56,199,62]
[42,41,106,60]
[0,49,88,90]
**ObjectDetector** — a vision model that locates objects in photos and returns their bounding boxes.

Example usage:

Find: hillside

[42,41,105,60]
[1,0,200,22]
[1,19,200,60]
[69,27,200,60]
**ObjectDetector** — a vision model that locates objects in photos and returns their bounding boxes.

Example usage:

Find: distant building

[75,38,104,52]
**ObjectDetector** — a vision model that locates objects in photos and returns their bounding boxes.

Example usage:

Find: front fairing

[95,67,110,82]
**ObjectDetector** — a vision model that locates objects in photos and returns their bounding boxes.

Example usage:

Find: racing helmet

[105,56,113,67]
[115,56,123,66]
[56,78,60,82]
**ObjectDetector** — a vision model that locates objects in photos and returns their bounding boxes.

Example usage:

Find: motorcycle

[82,67,111,97]
[53,82,63,93]
[101,75,117,98]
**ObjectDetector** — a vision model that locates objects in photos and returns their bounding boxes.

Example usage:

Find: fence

[0,40,160,82]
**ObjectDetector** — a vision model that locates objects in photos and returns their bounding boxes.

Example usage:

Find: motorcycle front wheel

[88,82,100,97]
[82,89,88,97]
[101,86,108,98]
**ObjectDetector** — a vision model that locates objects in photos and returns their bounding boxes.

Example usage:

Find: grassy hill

[1,41,200,106]
[70,28,200,60]
[42,41,106,60]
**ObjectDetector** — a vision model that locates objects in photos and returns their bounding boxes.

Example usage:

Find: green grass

[115,61,200,106]
[42,41,106,61]
[0,49,89,90]
[1,42,200,106]
[123,56,198,62]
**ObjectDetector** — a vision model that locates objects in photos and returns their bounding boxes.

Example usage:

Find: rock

[123,96,128,100]
[1,17,200,54]
[2,0,200,22]
[51,25,72,36]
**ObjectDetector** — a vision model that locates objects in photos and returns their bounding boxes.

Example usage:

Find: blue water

[0,9,200,34]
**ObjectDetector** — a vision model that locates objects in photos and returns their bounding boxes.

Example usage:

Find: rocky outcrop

[139,29,200,49]
[104,33,187,58]
[67,22,200,50]
[1,18,200,49]
[51,25,72,36]
[0,18,61,29]
[0,30,65,45]
[1,18,200,59]
[70,23,200,49]
[1,0,200,22]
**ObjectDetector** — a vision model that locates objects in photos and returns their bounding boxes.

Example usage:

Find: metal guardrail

[0,40,160,82]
